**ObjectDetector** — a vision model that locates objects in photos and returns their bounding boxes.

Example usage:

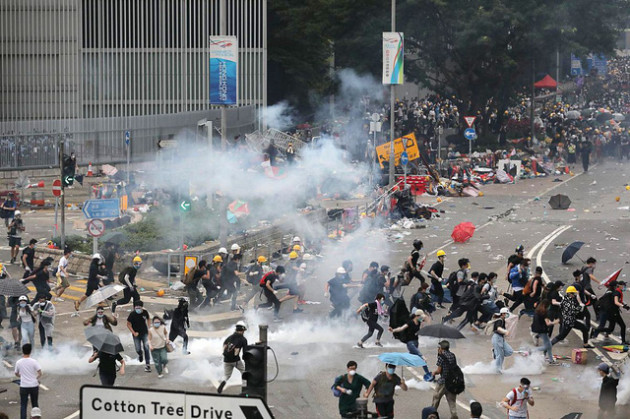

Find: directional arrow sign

[180,200,191,212]
[400,151,409,166]
[82,199,120,219]
[125,130,131,146]
[464,128,477,141]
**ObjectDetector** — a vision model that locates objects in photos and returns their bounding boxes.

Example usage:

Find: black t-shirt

[118,267,137,286]
[223,260,239,285]
[493,318,505,333]
[530,276,543,299]
[365,302,379,322]
[127,309,150,335]
[327,276,349,302]
[88,262,101,287]
[22,247,35,269]
[223,332,248,362]
[263,272,279,287]
[27,269,50,293]
[405,319,420,341]
[97,352,123,375]
[531,311,549,333]
[429,261,444,279]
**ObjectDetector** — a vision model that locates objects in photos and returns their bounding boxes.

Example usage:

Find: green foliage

[52,235,92,254]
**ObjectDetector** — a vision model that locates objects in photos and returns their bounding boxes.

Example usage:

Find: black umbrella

[101,231,126,245]
[417,324,466,339]
[84,327,124,355]
[549,194,571,210]
[560,414,582,419]
[0,280,31,297]
[562,241,585,264]
[596,112,614,122]
[389,299,410,342]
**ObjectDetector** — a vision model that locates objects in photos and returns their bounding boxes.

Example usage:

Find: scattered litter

[491,254,505,261]
[617,206,629,210]
[170,281,185,291]
[567,208,576,212]
[590,180,597,185]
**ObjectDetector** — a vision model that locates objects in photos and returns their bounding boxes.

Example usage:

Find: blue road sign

[400,151,409,166]
[82,199,120,219]
[464,128,477,141]
[125,130,131,146]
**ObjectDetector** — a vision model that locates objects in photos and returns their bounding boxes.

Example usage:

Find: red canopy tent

[534,74,557,89]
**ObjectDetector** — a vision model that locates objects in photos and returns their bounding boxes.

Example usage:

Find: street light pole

[388,0,396,186]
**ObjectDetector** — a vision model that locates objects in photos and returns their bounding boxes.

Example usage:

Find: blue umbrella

[377,352,427,367]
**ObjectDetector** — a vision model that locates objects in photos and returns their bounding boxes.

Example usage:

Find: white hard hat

[236,320,247,330]
[218,247,227,254]
[230,243,241,251]
[336,267,346,274]
[92,253,103,262]
[292,236,301,243]
[14,210,21,217]
[19,295,28,301]
[500,307,510,315]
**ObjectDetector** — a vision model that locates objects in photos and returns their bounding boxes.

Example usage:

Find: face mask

[153,322,161,328]
[380,299,385,304]
[280,273,286,279]
[96,313,104,318]
[19,302,27,308]
[387,368,396,375]
[39,302,46,307]
[348,370,356,376]
[135,308,142,314]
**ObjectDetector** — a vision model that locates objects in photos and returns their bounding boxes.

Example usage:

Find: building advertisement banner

[383,32,404,85]
[210,36,238,105]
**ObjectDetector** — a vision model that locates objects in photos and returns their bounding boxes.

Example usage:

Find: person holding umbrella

[75,254,107,312]
[88,343,126,386]
[389,308,433,381]
[33,293,54,349]
[364,363,408,419]
[83,305,117,332]
[21,260,52,303]
[111,256,142,316]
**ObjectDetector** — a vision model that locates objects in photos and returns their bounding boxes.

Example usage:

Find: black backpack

[446,271,458,290]
[444,357,465,395]
[597,290,615,311]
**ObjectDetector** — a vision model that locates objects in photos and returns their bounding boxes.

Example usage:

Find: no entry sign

[52,179,62,197]
[87,219,106,238]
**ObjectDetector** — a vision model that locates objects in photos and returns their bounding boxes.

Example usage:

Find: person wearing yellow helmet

[289,251,299,260]
[111,255,143,315]
[551,284,594,348]
[429,250,446,308]
[243,256,268,307]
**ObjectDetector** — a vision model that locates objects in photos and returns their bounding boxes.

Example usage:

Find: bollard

[355,398,368,419]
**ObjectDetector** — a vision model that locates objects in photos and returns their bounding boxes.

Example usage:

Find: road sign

[464,128,477,141]
[87,219,105,238]
[52,179,62,197]
[400,151,409,166]
[82,199,120,219]
[464,116,476,128]
[371,112,380,122]
[158,139,178,149]
[180,200,191,212]
[125,130,131,146]
[81,385,274,419]
[376,133,421,168]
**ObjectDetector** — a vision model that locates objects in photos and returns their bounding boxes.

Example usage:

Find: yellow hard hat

[565,286,578,294]
[0,263,3,272]
[213,255,223,263]
[293,244,301,251]
[257,256,268,263]
[133,256,142,263]
[289,251,298,260]
[436,250,446,257]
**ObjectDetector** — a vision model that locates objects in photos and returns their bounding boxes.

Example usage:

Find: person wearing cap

[126,300,152,372]
[83,304,117,332]
[217,247,228,263]
[52,247,72,302]
[551,285,594,348]
[389,308,433,380]
[7,210,25,264]
[492,307,514,373]
[500,377,534,419]
[217,321,248,394]
[14,343,41,419]
[229,243,241,259]
[431,340,459,419]
[243,256,267,307]
[111,256,142,315]
[591,280,629,345]
[74,254,107,312]
[597,362,619,417]
[21,239,38,273]
[16,296,36,346]
[429,250,446,308]
[33,293,54,349]
[30,407,42,419]
[21,260,52,304]
[148,315,170,378]
[364,363,407,418]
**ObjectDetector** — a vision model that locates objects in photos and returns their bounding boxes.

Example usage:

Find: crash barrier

[245,128,307,153]
[396,175,430,196]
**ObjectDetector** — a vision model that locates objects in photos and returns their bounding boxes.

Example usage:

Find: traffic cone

[87,162,93,177]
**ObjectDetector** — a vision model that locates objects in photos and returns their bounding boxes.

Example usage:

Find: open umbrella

[613,113,625,122]
[451,222,476,243]
[561,241,585,264]
[596,112,614,123]
[85,327,124,355]
[0,280,30,297]
[101,231,126,245]
[566,110,580,120]
[83,284,125,308]
[548,194,571,210]
[378,352,427,367]
[417,324,465,339]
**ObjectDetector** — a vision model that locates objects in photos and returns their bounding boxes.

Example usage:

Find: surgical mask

[380,299,385,304]
[348,370,356,376]
[153,322,161,328]
[19,302,26,308]
[135,308,142,314]
[280,273,286,279]
[387,368,396,375]
[39,302,46,307]
[134,263,142,269]
[96,313,104,318]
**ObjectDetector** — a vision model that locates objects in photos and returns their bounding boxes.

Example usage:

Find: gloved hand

[345,389,352,395]
[324,292,329,298]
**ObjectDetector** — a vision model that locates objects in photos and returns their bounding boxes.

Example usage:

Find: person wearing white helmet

[74,253,107,312]
[326,267,360,318]
[230,243,241,255]
[7,209,25,264]
[217,321,248,394]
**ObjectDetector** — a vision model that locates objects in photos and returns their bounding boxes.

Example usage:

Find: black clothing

[127,309,150,335]
[599,375,619,411]
[96,351,123,375]
[21,247,35,270]
[531,311,549,334]
[223,332,248,363]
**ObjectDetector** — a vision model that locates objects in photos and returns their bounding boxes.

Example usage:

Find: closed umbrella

[0,280,30,297]
[548,194,571,210]
[561,241,585,264]
[451,222,476,243]
[417,324,466,339]
[84,327,124,355]
[599,268,622,288]
[378,352,427,367]
[83,284,125,308]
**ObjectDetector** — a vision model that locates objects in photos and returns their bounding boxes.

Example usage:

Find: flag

[600,268,622,288]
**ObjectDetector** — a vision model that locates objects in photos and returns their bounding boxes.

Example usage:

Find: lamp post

[388,0,396,186]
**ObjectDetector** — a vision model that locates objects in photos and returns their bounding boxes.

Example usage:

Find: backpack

[259,271,274,287]
[446,271,458,290]
[597,290,615,311]
[331,374,345,397]
[444,359,465,395]
[359,305,371,322]
[522,278,533,295]
[183,267,197,286]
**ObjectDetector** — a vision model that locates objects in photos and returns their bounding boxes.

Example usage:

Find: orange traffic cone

[565,166,569,174]
[87,162,93,177]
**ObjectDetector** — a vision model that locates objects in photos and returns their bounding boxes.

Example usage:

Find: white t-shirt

[58,256,69,277]
[15,357,41,388]
[505,387,530,418]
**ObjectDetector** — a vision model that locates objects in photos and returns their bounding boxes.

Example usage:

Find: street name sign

[81,385,274,419]
[82,199,120,219]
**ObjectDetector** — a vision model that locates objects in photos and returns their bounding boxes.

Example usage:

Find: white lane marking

[63,410,79,419]
[39,383,49,391]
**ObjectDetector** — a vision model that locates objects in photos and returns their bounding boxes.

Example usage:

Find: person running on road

[21,239,37,273]
[111,256,142,315]
[591,280,629,344]
[243,256,267,307]
[519,266,543,318]
[431,340,459,419]
[33,294,54,349]
[148,315,170,378]
[356,293,385,348]
[505,258,530,312]
[127,300,152,372]
[223,253,243,312]
[358,262,381,304]
[273,259,302,314]
[14,343,41,419]
[505,245,524,285]
[447,258,470,310]
[53,247,71,302]
[75,254,107,312]
[389,308,433,380]
[492,308,514,373]
[580,257,601,317]
[500,377,535,419]
[364,363,408,419]
[7,210,25,264]
[326,267,353,318]
[1,192,17,228]
[429,250,446,308]
[402,239,426,286]
[531,300,560,364]
[333,360,372,418]
[257,266,291,321]
[16,296,36,347]
[21,260,52,303]
[168,297,190,355]
[202,256,223,309]
[83,304,118,332]
[88,347,125,386]
[551,286,594,348]
[217,321,248,394]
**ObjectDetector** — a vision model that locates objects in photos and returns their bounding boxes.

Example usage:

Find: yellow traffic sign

[376,133,420,168]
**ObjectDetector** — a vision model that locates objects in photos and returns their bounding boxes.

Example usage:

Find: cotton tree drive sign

[80,385,274,419]
[382,32,404,85]
[210,36,238,105]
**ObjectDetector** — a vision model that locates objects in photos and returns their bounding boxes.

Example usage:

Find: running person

[53,247,71,302]
[7,210,25,264]
[389,308,433,380]
[75,254,106,312]
[168,297,191,354]
[356,293,386,348]
[111,256,142,315]
[217,321,248,394]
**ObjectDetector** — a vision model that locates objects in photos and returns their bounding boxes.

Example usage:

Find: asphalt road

[1,160,630,418]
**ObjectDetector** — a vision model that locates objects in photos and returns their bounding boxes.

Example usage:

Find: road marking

[39,383,49,391]
[3,360,13,368]
[63,410,79,419]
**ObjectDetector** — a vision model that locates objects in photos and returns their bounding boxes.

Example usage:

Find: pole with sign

[464,128,477,157]
[59,141,66,249]
[383,27,404,186]
[401,151,409,187]
[52,179,61,239]
[125,130,131,185]
[87,219,105,254]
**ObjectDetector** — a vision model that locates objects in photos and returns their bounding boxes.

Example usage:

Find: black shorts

[8,237,21,247]
[85,284,99,297]
[375,401,395,418]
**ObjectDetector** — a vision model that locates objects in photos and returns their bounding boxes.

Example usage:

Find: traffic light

[62,154,75,186]
[241,344,267,401]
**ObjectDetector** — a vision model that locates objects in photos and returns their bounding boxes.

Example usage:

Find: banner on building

[383,32,404,85]
[210,36,238,105]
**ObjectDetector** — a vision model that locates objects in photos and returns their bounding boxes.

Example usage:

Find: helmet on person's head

[133,256,142,263]
[436,250,446,258]
[236,320,247,330]
[289,251,298,260]
[292,236,301,243]
[413,239,423,250]
[257,256,268,263]
[213,255,223,263]
[565,286,578,294]
[293,244,301,251]
[14,210,21,217]
[515,245,525,254]
[218,247,227,254]
[92,253,103,263]
[230,243,241,251]
[19,295,28,302]
[336,267,346,275]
